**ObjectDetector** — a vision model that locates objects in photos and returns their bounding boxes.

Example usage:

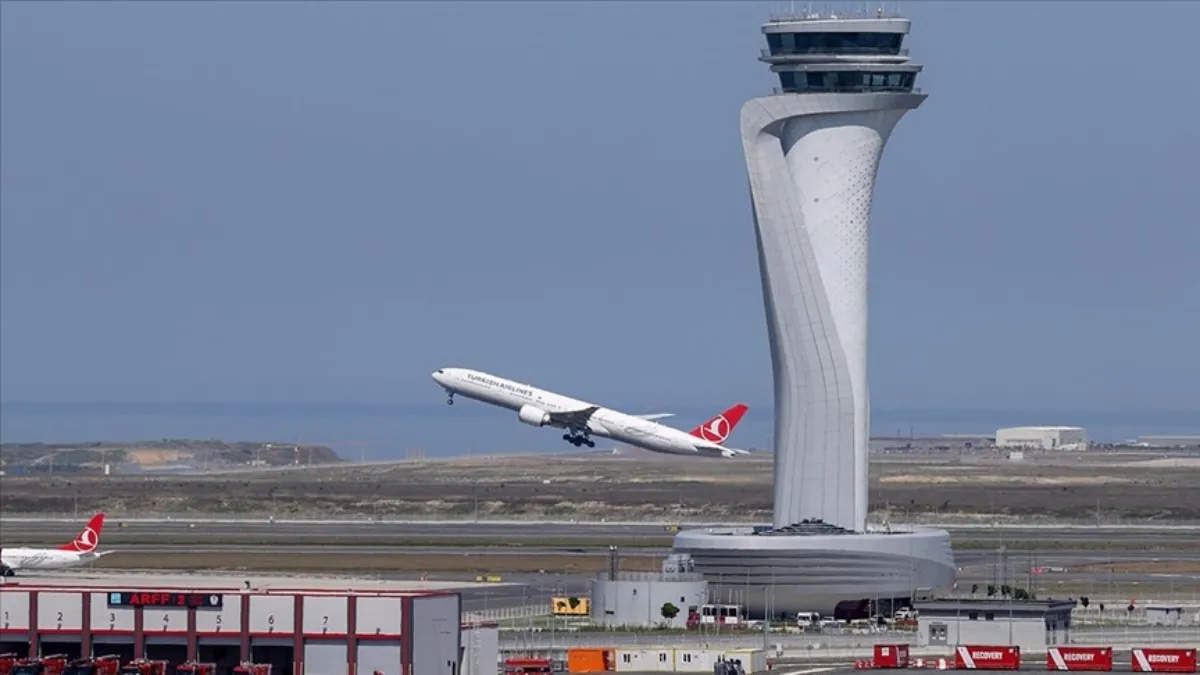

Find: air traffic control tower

[673,8,956,617]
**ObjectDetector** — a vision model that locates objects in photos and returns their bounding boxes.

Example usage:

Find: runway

[2,517,1196,544]
[4,517,1197,614]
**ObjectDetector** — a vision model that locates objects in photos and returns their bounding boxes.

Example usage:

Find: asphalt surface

[1,518,1196,542]
[4,518,1197,614]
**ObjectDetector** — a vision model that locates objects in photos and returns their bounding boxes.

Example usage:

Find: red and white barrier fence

[1132,648,1198,674]
[833,644,1198,672]
[955,646,1022,670]
[1048,647,1114,671]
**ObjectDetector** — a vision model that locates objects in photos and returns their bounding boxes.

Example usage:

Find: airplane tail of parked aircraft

[688,403,749,445]
[55,513,105,553]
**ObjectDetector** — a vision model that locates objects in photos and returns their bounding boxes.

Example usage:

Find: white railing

[463,604,549,623]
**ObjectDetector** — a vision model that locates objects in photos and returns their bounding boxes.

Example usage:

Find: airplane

[0,513,113,576]
[431,367,751,459]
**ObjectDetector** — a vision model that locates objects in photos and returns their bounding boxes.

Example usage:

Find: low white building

[996,426,1088,451]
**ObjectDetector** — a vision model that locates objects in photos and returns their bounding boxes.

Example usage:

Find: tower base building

[673,523,954,617]
[673,9,954,616]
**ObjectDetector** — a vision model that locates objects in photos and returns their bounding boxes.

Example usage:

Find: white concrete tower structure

[672,9,954,617]
[747,13,925,532]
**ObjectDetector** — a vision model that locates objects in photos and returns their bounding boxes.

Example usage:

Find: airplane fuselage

[433,368,741,458]
[0,547,107,573]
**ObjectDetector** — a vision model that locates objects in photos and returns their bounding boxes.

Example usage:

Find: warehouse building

[590,571,708,629]
[915,598,1077,651]
[0,573,494,675]
[995,426,1088,451]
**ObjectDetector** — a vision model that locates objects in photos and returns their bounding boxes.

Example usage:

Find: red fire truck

[10,656,68,675]
[119,661,168,675]
[63,656,121,675]
[0,654,21,675]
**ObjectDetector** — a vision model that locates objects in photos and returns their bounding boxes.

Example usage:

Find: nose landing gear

[446,392,455,405]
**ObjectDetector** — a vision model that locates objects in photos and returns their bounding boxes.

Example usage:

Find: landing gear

[0,565,14,577]
[562,431,595,448]
[446,392,455,405]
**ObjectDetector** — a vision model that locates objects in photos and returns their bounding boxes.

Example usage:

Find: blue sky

[2,1,1198,417]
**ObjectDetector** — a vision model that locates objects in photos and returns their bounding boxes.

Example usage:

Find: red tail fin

[688,404,749,444]
[57,513,105,553]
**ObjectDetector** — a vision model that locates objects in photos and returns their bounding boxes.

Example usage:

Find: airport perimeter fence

[496,625,1200,652]
[1072,605,1200,625]
[6,510,1200,527]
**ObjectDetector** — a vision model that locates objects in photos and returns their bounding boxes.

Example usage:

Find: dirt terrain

[0,439,343,473]
[2,449,1197,522]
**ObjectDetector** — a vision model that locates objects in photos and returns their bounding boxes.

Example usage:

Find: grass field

[2,449,1198,522]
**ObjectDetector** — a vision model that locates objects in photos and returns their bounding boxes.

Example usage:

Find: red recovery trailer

[63,656,121,675]
[10,656,68,675]
[174,664,216,675]
[232,666,271,675]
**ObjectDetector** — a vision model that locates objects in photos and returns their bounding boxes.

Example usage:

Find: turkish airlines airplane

[0,513,112,576]
[431,367,751,458]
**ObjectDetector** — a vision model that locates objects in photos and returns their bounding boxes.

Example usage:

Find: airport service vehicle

[63,657,120,675]
[1,654,19,675]
[11,656,67,675]
[172,664,210,675]
[432,367,751,458]
[0,513,111,576]
[232,666,271,675]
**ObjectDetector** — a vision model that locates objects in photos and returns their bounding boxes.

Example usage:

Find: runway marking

[780,668,839,675]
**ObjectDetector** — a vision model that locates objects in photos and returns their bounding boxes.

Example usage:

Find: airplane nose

[431,369,446,384]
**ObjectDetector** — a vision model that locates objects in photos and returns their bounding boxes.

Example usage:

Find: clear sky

[2,1,1198,418]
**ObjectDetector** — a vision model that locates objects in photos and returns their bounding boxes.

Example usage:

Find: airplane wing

[634,413,674,421]
[547,406,601,430]
[694,444,751,459]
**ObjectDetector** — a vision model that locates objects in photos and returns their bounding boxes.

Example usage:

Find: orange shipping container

[567,648,615,673]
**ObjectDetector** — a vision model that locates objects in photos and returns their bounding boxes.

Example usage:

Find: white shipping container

[614,648,675,672]
[673,649,718,672]
[722,649,768,673]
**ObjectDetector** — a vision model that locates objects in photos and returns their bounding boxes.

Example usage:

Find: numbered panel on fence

[37,592,83,632]
[249,594,295,635]
[303,595,348,636]
[0,590,31,631]
[142,605,188,634]
[195,594,241,635]
[90,593,135,633]
[355,597,402,637]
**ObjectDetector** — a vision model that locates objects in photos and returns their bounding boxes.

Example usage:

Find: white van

[795,611,820,626]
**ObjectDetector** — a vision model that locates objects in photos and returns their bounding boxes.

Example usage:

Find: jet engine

[517,404,551,427]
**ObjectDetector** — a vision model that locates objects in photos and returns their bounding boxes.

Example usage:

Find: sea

[1,402,1197,460]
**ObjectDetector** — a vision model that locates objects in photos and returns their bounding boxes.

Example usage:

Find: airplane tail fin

[57,513,105,553]
[688,403,749,444]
